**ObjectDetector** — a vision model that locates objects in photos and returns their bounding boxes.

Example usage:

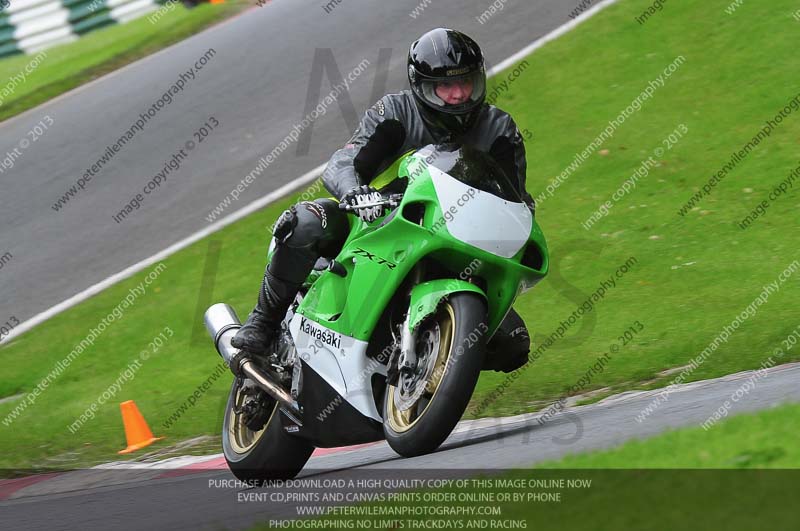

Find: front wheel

[383,292,487,457]
[222,379,314,481]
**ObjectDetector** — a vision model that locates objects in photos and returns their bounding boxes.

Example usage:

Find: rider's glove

[341,185,385,222]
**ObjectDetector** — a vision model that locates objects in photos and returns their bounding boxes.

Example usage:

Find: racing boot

[231,267,301,356]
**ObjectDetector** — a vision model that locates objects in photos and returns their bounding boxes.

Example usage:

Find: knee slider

[273,206,298,244]
[271,202,326,251]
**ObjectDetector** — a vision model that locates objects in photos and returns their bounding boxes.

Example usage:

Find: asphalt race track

[0,0,581,329]
[2,363,798,530]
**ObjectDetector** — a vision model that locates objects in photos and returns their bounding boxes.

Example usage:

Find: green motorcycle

[204,143,549,480]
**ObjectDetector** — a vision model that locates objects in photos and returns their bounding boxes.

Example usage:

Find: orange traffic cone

[117,400,164,455]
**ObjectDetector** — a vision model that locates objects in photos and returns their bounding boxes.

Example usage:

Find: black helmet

[408,28,486,135]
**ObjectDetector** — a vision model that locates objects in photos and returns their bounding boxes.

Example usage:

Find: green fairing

[292,149,549,341]
[408,280,486,332]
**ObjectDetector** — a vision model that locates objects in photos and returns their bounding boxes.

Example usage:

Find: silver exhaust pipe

[204,303,302,418]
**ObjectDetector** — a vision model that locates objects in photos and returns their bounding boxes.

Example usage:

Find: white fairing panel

[429,164,532,258]
[290,314,386,422]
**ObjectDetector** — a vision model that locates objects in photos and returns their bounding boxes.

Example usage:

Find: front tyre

[383,292,487,457]
[222,379,314,481]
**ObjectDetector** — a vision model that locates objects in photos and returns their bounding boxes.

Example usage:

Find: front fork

[396,263,425,378]
[398,313,418,373]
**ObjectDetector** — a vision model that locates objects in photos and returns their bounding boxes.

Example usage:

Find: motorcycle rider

[232,28,535,373]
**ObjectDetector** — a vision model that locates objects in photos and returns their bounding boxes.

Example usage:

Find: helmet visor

[417,70,486,115]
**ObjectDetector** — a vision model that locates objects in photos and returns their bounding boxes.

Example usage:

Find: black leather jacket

[322,90,533,206]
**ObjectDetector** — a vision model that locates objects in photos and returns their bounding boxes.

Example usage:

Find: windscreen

[418,144,523,202]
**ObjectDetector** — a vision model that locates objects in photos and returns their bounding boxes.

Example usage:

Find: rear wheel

[383,292,487,457]
[222,379,313,481]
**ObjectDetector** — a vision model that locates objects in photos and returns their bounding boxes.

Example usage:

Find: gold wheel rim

[386,304,455,433]
[227,383,274,454]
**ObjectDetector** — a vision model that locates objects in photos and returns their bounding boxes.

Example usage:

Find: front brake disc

[394,323,441,412]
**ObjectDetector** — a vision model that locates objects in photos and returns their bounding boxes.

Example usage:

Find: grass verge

[1,0,799,470]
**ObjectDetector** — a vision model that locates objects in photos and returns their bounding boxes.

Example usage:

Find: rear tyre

[383,292,487,457]
[222,379,313,481]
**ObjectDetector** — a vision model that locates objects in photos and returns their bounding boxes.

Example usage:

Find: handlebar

[338,193,404,212]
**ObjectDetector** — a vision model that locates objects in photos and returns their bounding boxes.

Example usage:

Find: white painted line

[1,0,620,344]
[0,393,24,405]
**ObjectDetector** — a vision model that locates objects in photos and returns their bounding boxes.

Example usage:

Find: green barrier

[71,11,115,34]
[0,39,20,58]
